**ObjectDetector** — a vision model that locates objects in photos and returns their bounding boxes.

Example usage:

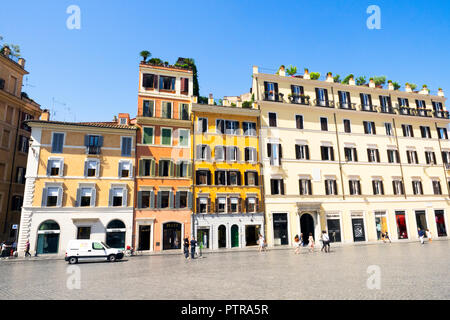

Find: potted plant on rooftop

[310,72,320,80]
[140,50,151,63]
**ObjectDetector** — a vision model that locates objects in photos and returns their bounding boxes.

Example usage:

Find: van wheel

[68,257,78,264]
[108,254,116,262]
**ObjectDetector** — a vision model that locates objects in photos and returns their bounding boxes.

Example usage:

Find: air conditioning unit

[0,78,5,90]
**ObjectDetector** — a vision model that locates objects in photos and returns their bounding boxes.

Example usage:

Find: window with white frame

[119,161,132,178]
[178,129,189,147]
[225,120,240,135]
[392,180,404,195]
[367,148,380,163]
[161,128,172,146]
[244,147,257,162]
[243,122,257,136]
[299,179,312,195]
[226,146,239,162]
[198,117,208,133]
[43,186,62,207]
[432,180,442,195]
[214,146,225,161]
[217,197,226,213]
[385,123,393,136]
[295,144,309,160]
[85,160,99,177]
[349,180,361,195]
[425,151,436,164]
[246,197,257,213]
[325,179,337,195]
[78,187,95,207]
[51,132,64,153]
[406,150,419,164]
[229,197,239,213]
[412,180,423,195]
[110,187,126,207]
[372,180,384,195]
[121,137,132,156]
[161,101,172,119]
[47,158,63,177]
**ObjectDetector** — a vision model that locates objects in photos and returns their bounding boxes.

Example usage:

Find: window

[79,187,94,207]
[243,122,256,136]
[379,95,392,111]
[264,82,278,101]
[119,118,127,125]
[244,147,257,162]
[315,88,329,106]
[267,143,282,166]
[142,100,154,117]
[198,117,208,133]
[416,100,426,109]
[432,101,444,111]
[225,120,240,135]
[229,198,239,213]
[47,158,63,176]
[412,181,423,195]
[159,160,173,177]
[367,148,380,163]
[14,167,25,184]
[438,127,448,140]
[246,197,257,213]
[321,146,334,161]
[387,149,400,163]
[363,121,376,135]
[432,180,442,195]
[18,135,29,153]
[216,119,225,134]
[5,106,14,124]
[385,123,393,136]
[425,151,437,165]
[161,102,172,119]
[214,145,224,161]
[159,76,176,91]
[197,197,209,213]
[392,180,405,195]
[343,119,351,133]
[402,124,414,137]
[142,73,157,88]
[138,190,153,209]
[338,91,351,108]
[11,195,23,211]
[51,133,64,153]
[228,171,240,186]
[85,160,99,177]
[268,113,277,127]
[295,144,310,160]
[111,188,125,207]
[215,170,227,185]
[420,126,431,139]
[372,180,384,195]
[270,179,284,195]
[161,128,172,146]
[245,171,258,186]
[180,78,189,95]
[299,179,312,195]
[197,144,210,160]
[85,135,102,155]
[295,115,303,129]
[176,161,190,178]
[325,179,338,195]
[360,93,372,110]
[139,159,155,176]
[178,129,189,147]
[1,129,10,148]
[142,127,154,144]
[344,147,358,162]
[180,103,189,120]
[349,180,361,195]
[119,161,132,178]
[398,97,409,107]
[320,117,328,131]
[159,191,171,208]
[217,197,226,213]
[442,151,450,164]
[45,187,61,207]
[21,113,33,131]
[196,170,211,185]
[0,163,5,180]
[121,137,132,156]
[406,150,419,164]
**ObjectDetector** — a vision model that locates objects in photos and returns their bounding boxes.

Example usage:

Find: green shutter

[162,129,171,145]
[169,161,174,177]
[139,159,144,176]
[143,127,153,144]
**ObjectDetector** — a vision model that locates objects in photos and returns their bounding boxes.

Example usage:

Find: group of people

[418,228,432,244]
[183,236,199,259]
[293,231,331,254]
[0,241,16,258]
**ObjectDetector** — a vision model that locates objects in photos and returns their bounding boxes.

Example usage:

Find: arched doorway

[231,225,239,248]
[106,220,126,249]
[218,225,226,248]
[36,220,60,254]
[300,213,315,245]
[163,222,182,250]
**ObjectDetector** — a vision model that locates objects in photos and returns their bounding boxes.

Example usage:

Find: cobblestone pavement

[0,240,449,300]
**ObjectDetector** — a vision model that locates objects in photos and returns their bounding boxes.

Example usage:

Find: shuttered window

[51,133,64,153]
[121,137,132,156]
[161,128,172,145]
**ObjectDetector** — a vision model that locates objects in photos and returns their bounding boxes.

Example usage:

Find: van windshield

[101,242,110,249]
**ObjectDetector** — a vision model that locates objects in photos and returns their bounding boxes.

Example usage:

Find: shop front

[351,212,366,242]
[374,211,388,240]
[326,213,341,243]
[395,211,408,239]
[434,210,447,237]
[415,210,428,238]
[272,213,288,245]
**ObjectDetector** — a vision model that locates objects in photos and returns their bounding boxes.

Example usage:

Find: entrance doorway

[163,222,182,250]
[435,210,447,237]
[218,225,226,248]
[375,212,388,240]
[300,213,315,245]
[245,225,260,246]
[415,211,428,237]
[197,228,209,249]
[352,218,366,242]
[327,219,341,242]
[106,220,126,249]
[138,225,151,251]
[231,225,239,247]
[273,213,288,245]
[36,220,60,254]
[395,211,408,239]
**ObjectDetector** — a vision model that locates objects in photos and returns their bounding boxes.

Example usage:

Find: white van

[65,240,124,264]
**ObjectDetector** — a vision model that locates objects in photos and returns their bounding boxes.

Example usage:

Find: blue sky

[1,0,449,122]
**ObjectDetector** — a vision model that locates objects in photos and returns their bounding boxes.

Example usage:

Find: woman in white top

[426,229,432,242]
[294,235,301,254]
[258,234,266,252]
[308,233,315,253]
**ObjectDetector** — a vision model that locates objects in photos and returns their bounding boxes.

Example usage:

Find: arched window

[106,219,126,249]
[37,220,60,254]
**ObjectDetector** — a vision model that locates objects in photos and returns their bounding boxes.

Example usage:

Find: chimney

[223,99,230,107]
[40,109,50,121]
[252,66,259,74]
[349,76,355,86]
[2,46,11,57]
[326,72,333,83]
[303,68,310,80]
[118,113,130,125]
[405,83,412,93]
[388,81,394,90]
[278,65,286,77]
[18,58,26,68]
[208,93,214,105]
[369,78,375,88]
[438,88,444,97]
[419,85,429,95]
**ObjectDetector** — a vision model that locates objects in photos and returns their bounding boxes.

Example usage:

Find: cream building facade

[253,66,450,247]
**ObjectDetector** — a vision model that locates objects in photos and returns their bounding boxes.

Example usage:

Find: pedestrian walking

[382,231,392,243]
[418,228,425,244]
[294,235,301,254]
[308,233,314,253]
[190,236,197,259]
[258,234,266,252]
[321,230,330,253]
[299,233,304,248]
[426,229,432,242]
[183,237,189,259]
[25,240,31,257]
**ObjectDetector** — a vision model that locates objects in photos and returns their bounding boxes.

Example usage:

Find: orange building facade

[134,62,193,252]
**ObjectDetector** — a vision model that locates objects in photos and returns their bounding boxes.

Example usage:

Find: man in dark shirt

[190,236,197,259]
[183,238,189,259]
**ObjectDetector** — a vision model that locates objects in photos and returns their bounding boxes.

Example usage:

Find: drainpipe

[330,87,345,200]
[435,122,450,197]
[392,118,407,199]
[191,109,196,238]
[131,128,137,250]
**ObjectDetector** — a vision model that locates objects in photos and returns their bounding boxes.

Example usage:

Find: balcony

[338,102,356,110]
[263,92,284,103]
[380,106,396,114]
[87,146,101,155]
[398,107,414,116]
[288,94,310,105]
[360,104,377,112]
[314,99,334,108]
[434,110,450,119]
[416,109,432,117]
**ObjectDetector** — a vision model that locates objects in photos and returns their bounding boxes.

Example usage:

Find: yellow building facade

[253,66,449,247]
[192,101,264,249]
[17,113,136,256]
